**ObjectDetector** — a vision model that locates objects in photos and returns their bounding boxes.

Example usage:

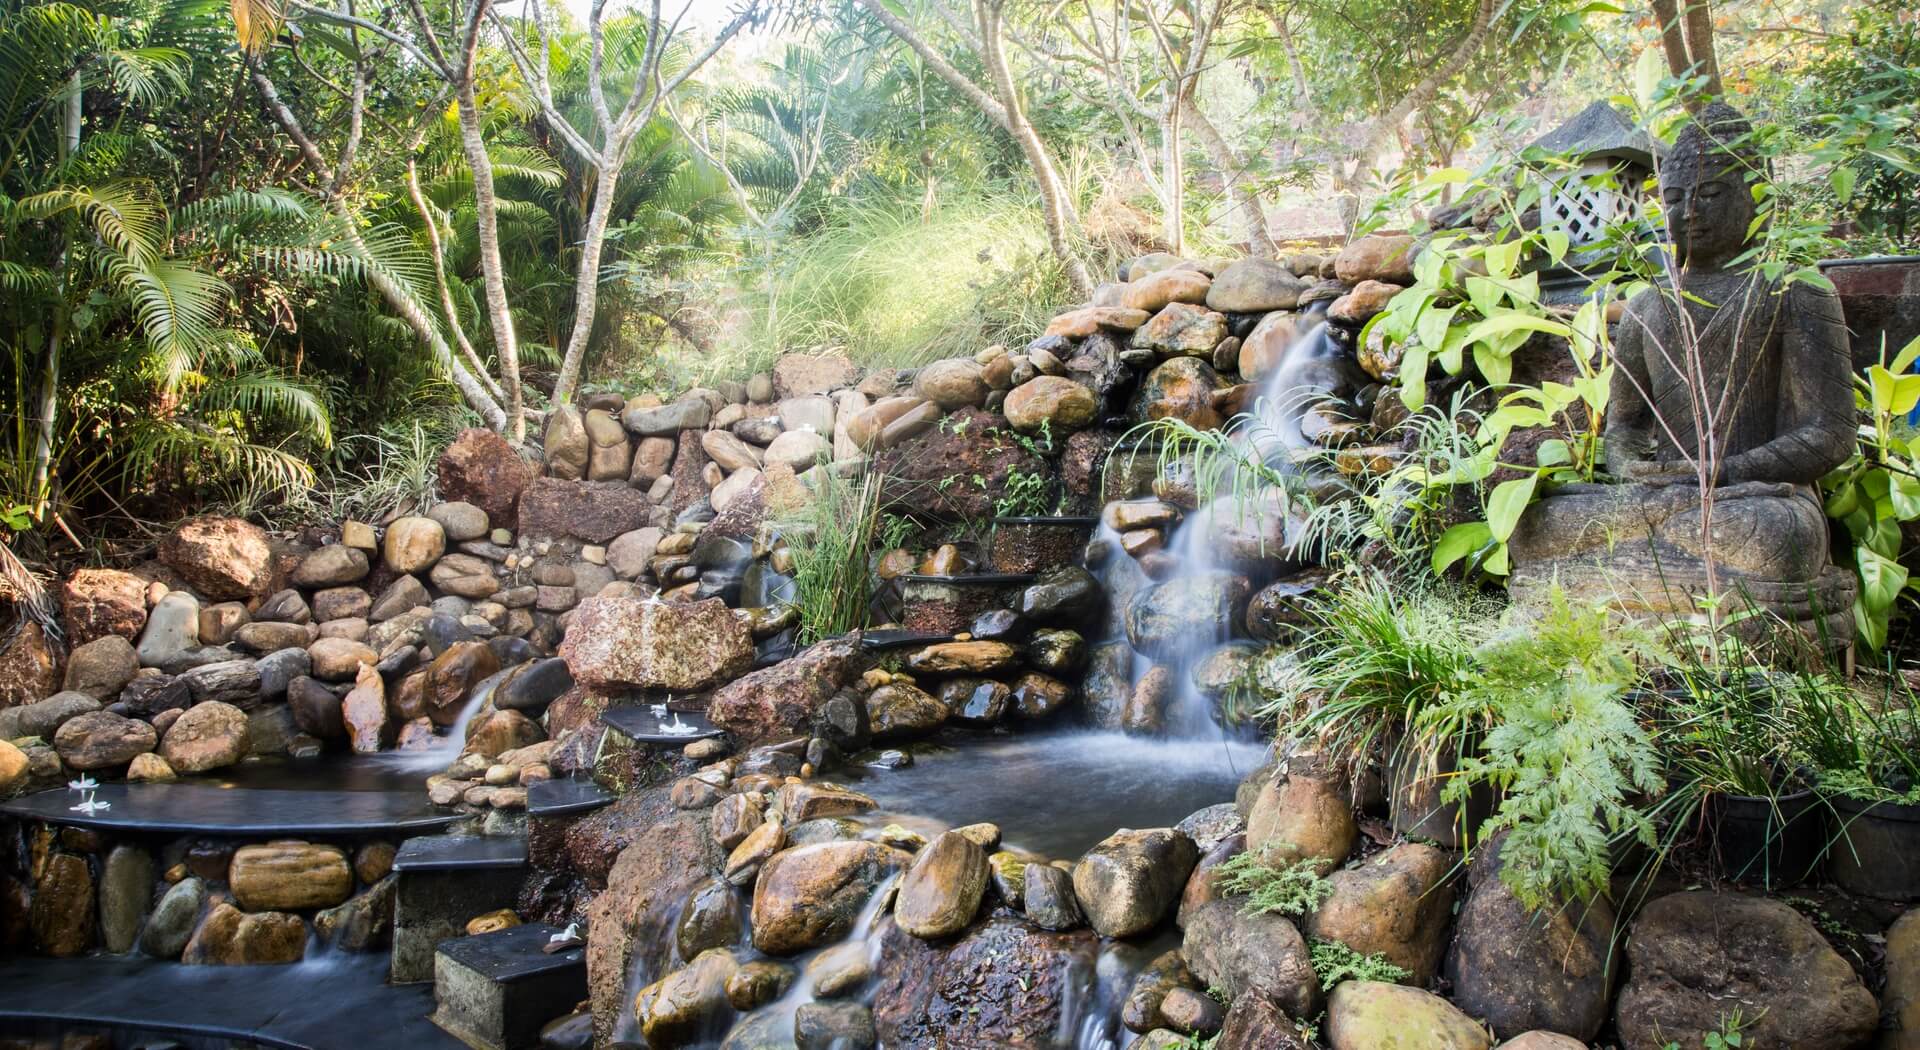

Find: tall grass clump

[738,193,1072,375]
[778,467,895,644]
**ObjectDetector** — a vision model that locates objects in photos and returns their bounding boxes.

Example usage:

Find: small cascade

[372,666,510,772]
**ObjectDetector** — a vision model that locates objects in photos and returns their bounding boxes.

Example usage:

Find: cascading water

[370,665,510,772]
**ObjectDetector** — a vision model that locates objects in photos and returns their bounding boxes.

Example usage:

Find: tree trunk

[548,149,624,410]
[1161,101,1185,255]
[1180,96,1276,258]
[405,124,504,402]
[454,76,524,441]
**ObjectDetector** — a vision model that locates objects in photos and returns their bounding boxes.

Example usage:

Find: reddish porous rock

[561,596,752,693]
[0,623,60,709]
[60,568,148,645]
[873,408,1048,520]
[159,517,274,600]
[708,635,867,743]
[516,478,653,544]
[872,915,1101,1048]
[437,427,536,531]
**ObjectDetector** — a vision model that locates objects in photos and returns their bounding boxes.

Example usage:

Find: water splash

[366,666,510,772]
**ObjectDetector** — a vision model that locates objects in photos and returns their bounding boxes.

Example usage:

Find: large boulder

[562,596,752,693]
[60,567,148,645]
[750,841,909,955]
[1125,572,1252,661]
[229,842,352,911]
[1073,827,1199,938]
[1886,910,1920,1050]
[62,635,137,699]
[382,516,447,574]
[894,831,989,939]
[159,700,249,773]
[53,710,156,769]
[913,359,989,410]
[1305,842,1455,983]
[1207,258,1310,313]
[1613,891,1877,1050]
[1133,357,1231,430]
[0,622,61,708]
[438,427,537,530]
[774,352,860,399]
[517,478,653,544]
[1181,899,1321,1020]
[1334,234,1417,284]
[708,636,866,743]
[1003,377,1098,433]
[872,915,1100,1048]
[160,516,274,600]
[1132,302,1229,358]
[1446,835,1617,1042]
[873,407,1047,520]
[1324,981,1491,1050]
[1244,769,1357,876]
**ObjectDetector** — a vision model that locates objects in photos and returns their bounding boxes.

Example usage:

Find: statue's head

[1660,103,1767,272]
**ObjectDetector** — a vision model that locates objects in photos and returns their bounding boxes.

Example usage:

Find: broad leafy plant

[1821,334,1920,650]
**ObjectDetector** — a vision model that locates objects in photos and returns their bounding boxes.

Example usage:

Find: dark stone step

[432,925,586,1050]
[393,835,529,985]
[527,777,614,819]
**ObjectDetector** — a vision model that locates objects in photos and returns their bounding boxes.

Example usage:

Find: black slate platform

[0,780,458,836]
[0,951,464,1049]
[601,705,724,744]
[394,834,528,872]
[527,777,614,818]
[436,923,584,982]
[857,628,954,651]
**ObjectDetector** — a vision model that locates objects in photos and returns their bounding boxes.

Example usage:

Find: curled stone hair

[1663,101,1768,188]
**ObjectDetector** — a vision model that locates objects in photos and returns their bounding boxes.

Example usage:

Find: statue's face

[1660,166,1756,272]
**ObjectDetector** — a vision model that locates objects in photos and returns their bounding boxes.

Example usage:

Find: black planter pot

[1707,789,1825,889]
[1828,793,1920,901]
[988,516,1099,574]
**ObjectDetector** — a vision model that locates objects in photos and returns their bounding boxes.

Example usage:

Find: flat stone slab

[601,705,724,744]
[527,777,614,818]
[0,950,462,1049]
[436,923,584,984]
[433,925,586,1050]
[394,834,528,872]
[0,781,457,836]
[858,628,955,651]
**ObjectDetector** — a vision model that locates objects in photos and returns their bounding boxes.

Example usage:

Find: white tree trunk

[548,150,623,410]
[454,77,525,440]
[1181,96,1276,258]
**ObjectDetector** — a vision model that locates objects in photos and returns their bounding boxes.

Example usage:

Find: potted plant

[1801,677,1920,901]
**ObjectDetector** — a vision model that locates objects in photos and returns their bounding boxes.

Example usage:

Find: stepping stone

[601,706,724,745]
[392,835,528,984]
[432,924,585,1050]
[526,777,614,819]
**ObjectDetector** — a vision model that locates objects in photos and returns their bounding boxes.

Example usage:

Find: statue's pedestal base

[1509,553,1857,649]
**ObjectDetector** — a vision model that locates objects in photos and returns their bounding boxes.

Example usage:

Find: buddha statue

[1508,103,1859,642]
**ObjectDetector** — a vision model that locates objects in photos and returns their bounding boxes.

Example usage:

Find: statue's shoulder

[1618,285,1667,330]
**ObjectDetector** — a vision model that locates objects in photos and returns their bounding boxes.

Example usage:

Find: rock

[31,853,94,956]
[623,397,711,435]
[159,700,249,773]
[913,359,990,409]
[561,595,752,692]
[872,915,1100,1047]
[369,575,431,622]
[342,663,387,753]
[904,641,1017,675]
[0,738,27,793]
[292,543,370,588]
[1495,1035,1586,1050]
[182,901,305,965]
[1132,302,1229,358]
[0,690,99,741]
[1003,376,1098,434]
[135,591,200,669]
[1124,950,1201,1032]
[141,876,206,958]
[865,682,949,741]
[726,819,787,885]
[60,567,148,645]
[1161,988,1224,1035]
[1134,356,1230,429]
[871,406,1047,519]
[1305,843,1455,983]
[774,352,859,398]
[635,948,741,1046]
[1447,836,1616,1042]
[585,409,632,481]
[1613,891,1876,1050]
[159,516,273,599]
[631,436,676,486]
[581,798,716,1044]
[1334,234,1417,284]
[1182,899,1321,1020]
[1235,310,1306,383]
[795,1001,875,1050]
[1018,566,1102,623]
[895,831,989,939]
[1073,828,1198,938]
[464,708,542,760]
[1325,981,1491,1050]
[1327,279,1402,325]
[0,622,61,707]
[427,501,488,542]
[424,640,500,725]
[308,636,377,680]
[1243,770,1355,877]
[232,621,309,654]
[777,783,877,823]
[254,646,309,701]
[99,844,155,953]
[314,875,396,951]
[493,657,573,713]
[1125,572,1252,661]
[749,841,909,955]
[1886,910,1920,1050]
[438,428,537,530]
[939,677,1011,727]
[63,635,138,699]
[179,658,260,706]
[1244,569,1329,641]
[710,467,763,513]
[1208,258,1310,313]
[230,842,352,911]
[1124,268,1213,312]
[54,710,157,769]
[383,516,447,574]
[703,430,764,472]
[517,478,654,543]
[1021,862,1081,931]
[1215,994,1310,1050]
[428,553,499,600]
[196,601,249,645]
[708,635,867,743]
[1045,306,1151,338]
[544,404,591,479]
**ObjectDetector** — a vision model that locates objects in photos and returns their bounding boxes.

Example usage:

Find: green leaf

[1473,343,1514,387]
[1432,521,1493,574]
[1830,165,1858,206]
[1484,240,1523,281]
[1398,343,1432,411]
[1892,334,1920,374]
[1485,474,1539,542]
[1536,439,1571,467]
[1460,312,1572,345]
[1416,305,1458,356]
[1858,546,1908,614]
[1543,229,1571,265]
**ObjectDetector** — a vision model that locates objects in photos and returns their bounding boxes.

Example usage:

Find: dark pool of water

[844,730,1270,860]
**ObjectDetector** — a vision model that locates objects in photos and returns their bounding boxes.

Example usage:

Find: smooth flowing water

[848,730,1268,860]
